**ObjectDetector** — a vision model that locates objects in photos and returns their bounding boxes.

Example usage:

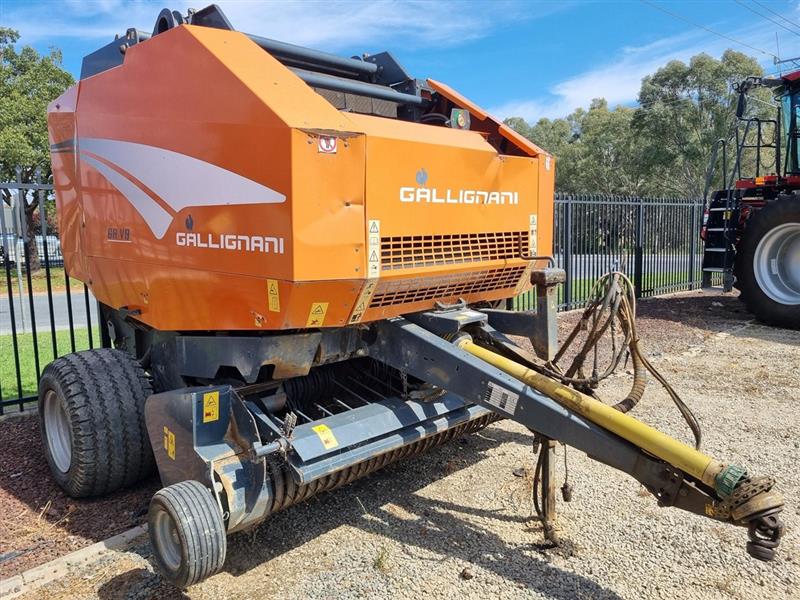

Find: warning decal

[367,219,380,278]
[349,279,378,324]
[311,424,339,449]
[529,214,538,255]
[484,382,519,415]
[267,279,280,312]
[203,391,220,423]
[318,135,337,154]
[163,426,176,460]
[306,302,329,327]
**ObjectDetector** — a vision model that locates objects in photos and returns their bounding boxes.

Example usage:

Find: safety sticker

[312,424,339,449]
[318,135,337,154]
[163,426,176,460]
[267,279,280,312]
[203,391,220,423]
[484,382,519,415]
[306,302,329,327]
[367,219,381,278]
[349,279,378,324]
[529,214,538,255]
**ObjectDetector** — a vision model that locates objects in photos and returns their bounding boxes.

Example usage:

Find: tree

[504,49,769,199]
[633,50,766,198]
[0,28,74,271]
[506,100,649,195]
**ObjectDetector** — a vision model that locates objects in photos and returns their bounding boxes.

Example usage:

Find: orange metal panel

[427,78,549,158]
[48,24,554,332]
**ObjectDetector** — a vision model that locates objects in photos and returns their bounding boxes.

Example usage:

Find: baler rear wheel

[37,348,154,497]
[148,480,227,589]
[735,198,800,329]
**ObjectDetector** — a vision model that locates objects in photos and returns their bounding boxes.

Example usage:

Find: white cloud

[488,18,792,122]
[3,0,553,51]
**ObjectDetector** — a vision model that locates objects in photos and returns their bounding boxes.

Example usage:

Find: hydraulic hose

[456,338,724,489]
[540,271,701,448]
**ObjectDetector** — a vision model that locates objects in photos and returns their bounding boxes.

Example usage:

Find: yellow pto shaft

[457,339,725,488]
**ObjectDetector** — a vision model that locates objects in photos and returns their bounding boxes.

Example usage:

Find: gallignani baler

[41,4,784,588]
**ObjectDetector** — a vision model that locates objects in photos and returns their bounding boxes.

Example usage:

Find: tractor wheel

[38,348,154,498]
[148,480,227,588]
[735,197,800,329]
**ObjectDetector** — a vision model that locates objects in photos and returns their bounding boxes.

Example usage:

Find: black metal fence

[515,194,707,311]
[0,181,707,413]
[1,172,98,414]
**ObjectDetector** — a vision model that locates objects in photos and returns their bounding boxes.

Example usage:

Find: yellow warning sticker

[163,426,176,460]
[306,302,329,327]
[203,391,219,423]
[267,279,280,313]
[311,424,339,449]
[349,279,378,324]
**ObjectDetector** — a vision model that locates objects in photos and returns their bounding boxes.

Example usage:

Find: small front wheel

[148,480,227,588]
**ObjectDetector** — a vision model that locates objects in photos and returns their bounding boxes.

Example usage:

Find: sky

[2,0,800,122]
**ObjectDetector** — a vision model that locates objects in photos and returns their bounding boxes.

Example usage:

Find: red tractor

[702,72,800,328]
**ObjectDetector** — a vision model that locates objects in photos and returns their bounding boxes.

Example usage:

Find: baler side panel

[290,129,367,282]
[47,85,88,281]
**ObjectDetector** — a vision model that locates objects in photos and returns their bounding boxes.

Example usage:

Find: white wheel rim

[753,222,800,306]
[152,509,182,572]
[43,389,72,473]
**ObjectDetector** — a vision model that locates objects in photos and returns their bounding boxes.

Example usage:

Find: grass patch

[0,267,84,296]
[373,546,392,574]
[0,327,101,403]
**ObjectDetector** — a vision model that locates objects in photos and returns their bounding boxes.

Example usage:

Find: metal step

[702,267,727,272]
[705,248,727,252]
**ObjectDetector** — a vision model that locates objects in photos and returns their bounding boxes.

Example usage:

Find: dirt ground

[2,289,798,599]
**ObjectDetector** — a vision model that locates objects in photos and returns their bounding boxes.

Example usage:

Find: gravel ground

[5,289,800,599]
[0,416,158,578]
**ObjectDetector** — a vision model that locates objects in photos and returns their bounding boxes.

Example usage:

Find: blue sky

[2,0,800,121]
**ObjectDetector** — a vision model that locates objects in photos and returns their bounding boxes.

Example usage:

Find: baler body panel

[47,24,553,331]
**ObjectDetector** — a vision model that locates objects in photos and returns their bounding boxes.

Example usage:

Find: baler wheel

[148,480,227,588]
[37,348,154,497]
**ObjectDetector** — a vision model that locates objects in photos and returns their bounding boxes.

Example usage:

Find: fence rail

[0,180,709,413]
[1,172,98,414]
[515,193,707,312]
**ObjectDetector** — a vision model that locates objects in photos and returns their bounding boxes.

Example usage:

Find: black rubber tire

[37,348,154,498]
[735,198,800,329]
[148,481,227,588]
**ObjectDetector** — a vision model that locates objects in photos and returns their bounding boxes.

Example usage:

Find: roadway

[0,290,96,335]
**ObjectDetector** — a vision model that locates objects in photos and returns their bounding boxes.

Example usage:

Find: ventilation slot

[380,231,527,271]
[369,266,526,308]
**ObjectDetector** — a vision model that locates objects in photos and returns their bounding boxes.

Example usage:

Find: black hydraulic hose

[538,271,701,449]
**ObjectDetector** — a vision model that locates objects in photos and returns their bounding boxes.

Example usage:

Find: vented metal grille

[369,266,526,308]
[381,231,527,271]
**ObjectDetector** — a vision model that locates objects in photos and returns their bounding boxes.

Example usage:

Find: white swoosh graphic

[81,154,173,239]
[79,137,286,239]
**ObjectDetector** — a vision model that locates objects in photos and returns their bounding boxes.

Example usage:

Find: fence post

[633,195,644,298]
[563,195,573,309]
[689,200,698,290]
[14,168,26,332]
